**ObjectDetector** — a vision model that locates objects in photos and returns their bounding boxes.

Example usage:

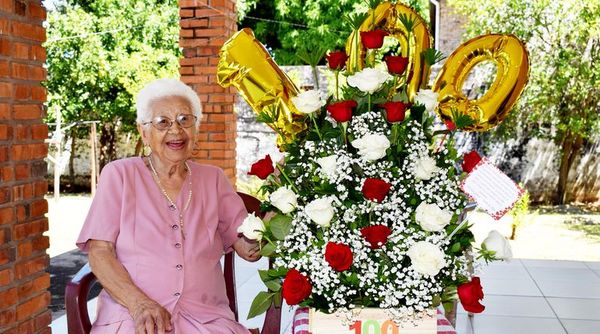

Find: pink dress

[76,157,250,333]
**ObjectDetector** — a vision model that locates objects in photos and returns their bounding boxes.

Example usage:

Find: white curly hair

[135,78,202,126]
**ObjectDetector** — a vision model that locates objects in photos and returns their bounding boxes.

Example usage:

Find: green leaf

[264,279,282,292]
[260,242,276,256]
[273,290,283,308]
[269,214,293,240]
[451,108,477,129]
[247,291,274,319]
[422,48,446,66]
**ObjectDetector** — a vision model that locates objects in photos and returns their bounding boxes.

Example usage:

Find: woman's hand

[130,297,172,334]
[233,236,262,262]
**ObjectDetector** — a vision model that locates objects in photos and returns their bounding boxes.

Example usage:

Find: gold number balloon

[217,28,306,145]
[345,2,432,100]
[432,34,530,131]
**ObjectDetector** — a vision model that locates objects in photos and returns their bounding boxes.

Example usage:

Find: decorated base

[309,308,436,334]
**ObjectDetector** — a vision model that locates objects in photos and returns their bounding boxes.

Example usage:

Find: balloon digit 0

[432,34,529,132]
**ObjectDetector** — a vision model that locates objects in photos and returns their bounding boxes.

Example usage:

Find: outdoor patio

[46,196,600,334]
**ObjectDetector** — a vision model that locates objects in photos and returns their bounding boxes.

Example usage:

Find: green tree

[449,0,600,204]
[238,0,430,65]
[45,0,180,169]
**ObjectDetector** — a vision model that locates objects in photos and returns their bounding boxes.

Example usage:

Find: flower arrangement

[237,5,512,325]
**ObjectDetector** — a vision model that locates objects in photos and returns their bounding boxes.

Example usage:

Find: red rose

[457,277,485,313]
[248,155,274,179]
[445,120,457,131]
[326,51,348,70]
[361,178,392,202]
[380,101,407,123]
[462,151,482,173]
[327,100,358,122]
[360,225,392,249]
[324,242,353,272]
[384,55,409,75]
[360,30,389,49]
[282,269,312,305]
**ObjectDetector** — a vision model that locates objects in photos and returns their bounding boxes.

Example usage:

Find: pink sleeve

[76,163,123,252]
[216,169,248,253]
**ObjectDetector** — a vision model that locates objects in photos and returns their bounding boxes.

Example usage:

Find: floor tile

[536,279,600,298]
[547,298,600,320]
[561,319,600,334]
[521,259,588,269]
[527,267,600,282]
[584,261,600,270]
[470,315,566,334]
[478,263,532,281]
[457,295,555,318]
[480,277,543,296]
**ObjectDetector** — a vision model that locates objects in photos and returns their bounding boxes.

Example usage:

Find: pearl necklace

[147,155,193,240]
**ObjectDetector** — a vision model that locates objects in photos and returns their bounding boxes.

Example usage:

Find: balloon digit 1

[217,28,306,145]
[432,34,529,132]
[345,2,432,101]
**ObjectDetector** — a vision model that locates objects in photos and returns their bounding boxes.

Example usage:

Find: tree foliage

[449,0,600,203]
[45,0,180,166]
[238,0,430,65]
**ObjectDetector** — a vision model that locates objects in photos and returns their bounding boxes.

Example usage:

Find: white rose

[237,213,265,241]
[483,230,513,261]
[413,154,439,180]
[316,155,337,179]
[414,89,439,112]
[415,202,453,232]
[346,68,391,94]
[269,186,298,214]
[351,134,390,161]
[304,197,335,227]
[407,241,447,276]
[291,89,326,114]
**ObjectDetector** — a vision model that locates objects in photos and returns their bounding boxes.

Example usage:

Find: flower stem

[368,94,372,112]
[335,71,340,101]
[276,164,299,193]
[310,114,323,140]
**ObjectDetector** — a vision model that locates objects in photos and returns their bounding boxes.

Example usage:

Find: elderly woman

[77,78,260,334]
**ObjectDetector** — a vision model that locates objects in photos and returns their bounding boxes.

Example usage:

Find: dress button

[172,224,179,230]
[176,264,183,270]
[174,292,181,297]
[175,243,181,248]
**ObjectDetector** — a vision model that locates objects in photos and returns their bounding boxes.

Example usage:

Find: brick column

[0,1,51,334]
[179,0,238,183]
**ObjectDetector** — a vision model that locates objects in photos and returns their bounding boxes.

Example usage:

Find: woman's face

[138,95,198,165]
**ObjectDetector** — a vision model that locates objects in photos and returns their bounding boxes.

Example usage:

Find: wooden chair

[65,192,282,334]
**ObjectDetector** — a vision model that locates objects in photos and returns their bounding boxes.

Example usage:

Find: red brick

[30,123,47,140]
[0,37,9,56]
[181,18,208,28]
[179,38,209,48]
[0,246,15,266]
[0,81,11,97]
[0,0,14,12]
[14,256,47,280]
[11,62,29,80]
[11,22,46,42]
[195,28,226,37]
[180,8,194,17]
[31,86,46,102]
[199,122,225,132]
[179,0,201,8]
[16,291,49,321]
[14,125,28,140]
[0,146,9,162]
[0,288,17,308]
[34,310,51,331]
[30,200,47,218]
[28,3,46,20]
[180,74,209,84]
[208,113,234,122]
[13,219,49,240]
[17,241,33,258]
[33,181,47,196]
[32,235,49,253]
[16,318,34,333]
[0,103,9,119]
[179,57,208,66]
[0,187,11,204]
[13,104,42,120]
[14,164,30,181]
[0,60,9,77]
[0,309,15,327]
[12,42,30,59]
[1,166,14,182]
[15,204,25,222]
[0,268,11,286]
[29,66,45,81]
[31,45,45,61]
[14,85,30,100]
[17,273,50,300]
[12,183,34,202]
[31,143,47,159]
[0,206,14,224]
[180,29,194,38]
[0,124,11,140]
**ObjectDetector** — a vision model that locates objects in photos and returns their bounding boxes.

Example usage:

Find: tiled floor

[51,257,600,333]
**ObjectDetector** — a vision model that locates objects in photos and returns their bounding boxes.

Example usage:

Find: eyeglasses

[142,114,197,131]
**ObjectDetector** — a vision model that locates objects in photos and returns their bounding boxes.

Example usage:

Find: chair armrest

[65,263,97,334]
